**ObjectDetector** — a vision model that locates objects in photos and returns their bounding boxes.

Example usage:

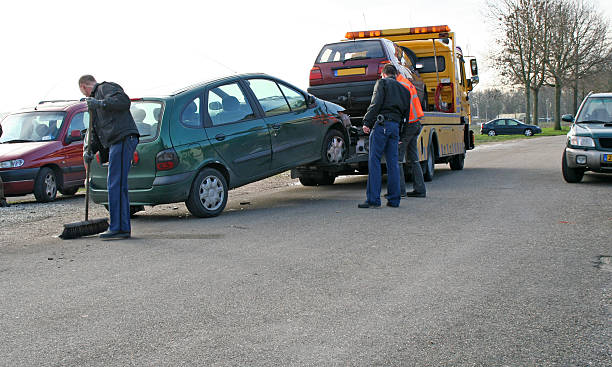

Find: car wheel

[299,172,336,186]
[34,167,57,202]
[449,154,465,170]
[562,150,584,183]
[103,204,146,218]
[524,129,533,136]
[322,129,347,164]
[422,141,435,182]
[185,168,228,218]
[488,130,496,136]
[60,186,79,196]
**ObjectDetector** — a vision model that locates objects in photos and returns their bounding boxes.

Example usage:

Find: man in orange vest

[396,74,426,197]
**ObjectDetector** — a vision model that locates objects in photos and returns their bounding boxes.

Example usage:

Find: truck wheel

[185,168,228,217]
[449,154,465,170]
[422,142,435,182]
[488,130,496,136]
[299,172,335,186]
[562,150,584,183]
[524,129,533,136]
[34,167,58,202]
[322,129,346,164]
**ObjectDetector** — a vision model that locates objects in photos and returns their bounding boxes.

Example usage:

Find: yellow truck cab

[293,25,479,184]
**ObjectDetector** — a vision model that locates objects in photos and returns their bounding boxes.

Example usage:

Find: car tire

[185,168,228,218]
[299,172,336,186]
[33,167,57,202]
[562,150,584,183]
[422,141,435,182]
[60,186,79,196]
[524,129,533,136]
[103,204,146,218]
[322,129,347,164]
[449,154,465,170]
[488,130,496,136]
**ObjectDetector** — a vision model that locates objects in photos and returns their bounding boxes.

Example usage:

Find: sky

[1,0,611,113]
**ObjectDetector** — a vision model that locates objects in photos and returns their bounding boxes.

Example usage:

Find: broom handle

[84,116,94,222]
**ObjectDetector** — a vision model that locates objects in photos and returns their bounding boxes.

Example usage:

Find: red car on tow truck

[0,100,88,202]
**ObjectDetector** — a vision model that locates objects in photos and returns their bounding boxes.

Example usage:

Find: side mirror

[561,114,574,122]
[65,129,83,144]
[470,59,478,76]
[307,94,316,106]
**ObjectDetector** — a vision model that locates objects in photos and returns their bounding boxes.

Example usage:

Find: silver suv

[562,92,612,182]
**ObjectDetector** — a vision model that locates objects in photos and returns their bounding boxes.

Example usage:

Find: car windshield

[0,112,66,143]
[130,101,163,138]
[576,97,612,123]
[316,40,384,63]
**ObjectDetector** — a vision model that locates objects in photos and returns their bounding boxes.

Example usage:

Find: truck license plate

[603,154,612,162]
[335,67,366,76]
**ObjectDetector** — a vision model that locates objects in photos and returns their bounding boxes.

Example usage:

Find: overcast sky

[1,0,610,112]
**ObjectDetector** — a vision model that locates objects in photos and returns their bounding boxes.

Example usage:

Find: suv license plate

[335,68,366,76]
[603,154,612,162]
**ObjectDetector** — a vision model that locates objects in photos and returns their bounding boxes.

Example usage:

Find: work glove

[83,151,94,164]
[85,97,106,109]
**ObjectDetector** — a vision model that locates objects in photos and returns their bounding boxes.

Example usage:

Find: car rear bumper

[90,171,194,205]
[565,147,612,172]
[308,80,376,116]
[0,167,38,195]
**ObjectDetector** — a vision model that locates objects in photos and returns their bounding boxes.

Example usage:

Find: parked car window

[68,112,88,134]
[131,101,162,137]
[507,119,518,126]
[0,112,65,143]
[316,40,384,63]
[248,79,291,116]
[278,84,306,112]
[181,97,201,128]
[207,83,255,126]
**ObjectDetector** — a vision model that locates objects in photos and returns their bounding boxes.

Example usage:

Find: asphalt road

[1,135,610,366]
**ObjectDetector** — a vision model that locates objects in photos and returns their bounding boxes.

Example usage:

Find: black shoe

[386,202,399,208]
[384,193,406,199]
[405,191,426,198]
[358,201,381,209]
[0,199,9,207]
[99,230,131,240]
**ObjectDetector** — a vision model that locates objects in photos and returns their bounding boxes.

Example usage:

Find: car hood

[0,141,57,161]
[572,123,612,137]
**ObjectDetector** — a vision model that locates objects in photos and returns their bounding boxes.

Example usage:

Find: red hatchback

[0,100,88,202]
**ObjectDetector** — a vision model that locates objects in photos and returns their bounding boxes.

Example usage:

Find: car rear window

[416,56,446,73]
[0,112,66,143]
[316,40,385,63]
[130,101,163,138]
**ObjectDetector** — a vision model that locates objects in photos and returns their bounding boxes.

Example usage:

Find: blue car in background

[480,118,542,136]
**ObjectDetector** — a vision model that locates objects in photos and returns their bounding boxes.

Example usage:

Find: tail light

[309,66,323,83]
[377,60,391,76]
[156,148,179,171]
[480,123,483,130]
[132,150,139,165]
[96,152,101,164]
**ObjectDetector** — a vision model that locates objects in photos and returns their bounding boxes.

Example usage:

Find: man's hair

[382,64,398,77]
[78,74,97,86]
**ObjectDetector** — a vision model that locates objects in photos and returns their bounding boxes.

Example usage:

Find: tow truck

[292,25,479,185]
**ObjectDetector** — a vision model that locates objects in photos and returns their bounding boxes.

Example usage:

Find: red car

[0,100,87,202]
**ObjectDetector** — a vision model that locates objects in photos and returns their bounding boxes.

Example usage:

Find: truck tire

[449,154,465,170]
[34,167,58,202]
[299,172,335,186]
[185,168,228,217]
[562,150,584,183]
[422,142,435,182]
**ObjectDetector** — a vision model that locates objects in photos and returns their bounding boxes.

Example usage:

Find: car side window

[181,97,201,127]
[68,111,88,134]
[278,84,306,112]
[507,119,518,126]
[247,79,291,116]
[207,83,255,126]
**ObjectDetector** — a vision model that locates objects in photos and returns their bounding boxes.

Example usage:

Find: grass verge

[472,127,570,144]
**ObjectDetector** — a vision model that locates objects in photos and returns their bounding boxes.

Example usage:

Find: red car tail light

[156,148,179,171]
[309,66,323,83]
[132,150,139,165]
[377,60,391,76]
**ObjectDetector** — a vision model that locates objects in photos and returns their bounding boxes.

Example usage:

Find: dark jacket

[89,82,139,152]
[363,76,412,128]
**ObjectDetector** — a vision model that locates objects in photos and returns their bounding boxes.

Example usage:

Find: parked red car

[0,100,88,202]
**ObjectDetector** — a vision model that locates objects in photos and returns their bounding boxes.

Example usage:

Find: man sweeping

[78,75,139,240]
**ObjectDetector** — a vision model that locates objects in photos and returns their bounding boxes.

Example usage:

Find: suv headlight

[569,136,595,148]
[0,159,25,168]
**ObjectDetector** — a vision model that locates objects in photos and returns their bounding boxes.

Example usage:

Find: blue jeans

[107,135,138,232]
[366,121,400,206]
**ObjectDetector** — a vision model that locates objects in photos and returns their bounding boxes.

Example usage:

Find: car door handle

[215,133,226,141]
[271,123,281,130]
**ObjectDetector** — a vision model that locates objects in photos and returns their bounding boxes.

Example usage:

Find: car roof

[9,100,85,114]
[589,92,612,98]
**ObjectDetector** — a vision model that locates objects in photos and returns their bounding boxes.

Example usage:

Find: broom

[59,127,109,239]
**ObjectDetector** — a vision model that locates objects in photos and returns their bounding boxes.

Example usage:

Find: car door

[203,80,273,181]
[244,77,318,171]
[495,119,509,134]
[506,119,520,134]
[60,109,87,186]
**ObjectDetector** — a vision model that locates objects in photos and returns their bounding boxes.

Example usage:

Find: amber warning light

[346,25,451,39]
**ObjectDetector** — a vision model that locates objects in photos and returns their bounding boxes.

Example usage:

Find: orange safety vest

[396,75,424,123]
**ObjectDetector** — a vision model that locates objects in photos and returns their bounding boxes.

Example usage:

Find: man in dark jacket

[358,64,411,208]
[79,75,139,239]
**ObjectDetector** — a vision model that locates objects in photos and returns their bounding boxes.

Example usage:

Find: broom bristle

[59,218,109,239]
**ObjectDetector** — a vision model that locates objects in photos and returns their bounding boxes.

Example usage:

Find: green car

[89,73,351,217]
